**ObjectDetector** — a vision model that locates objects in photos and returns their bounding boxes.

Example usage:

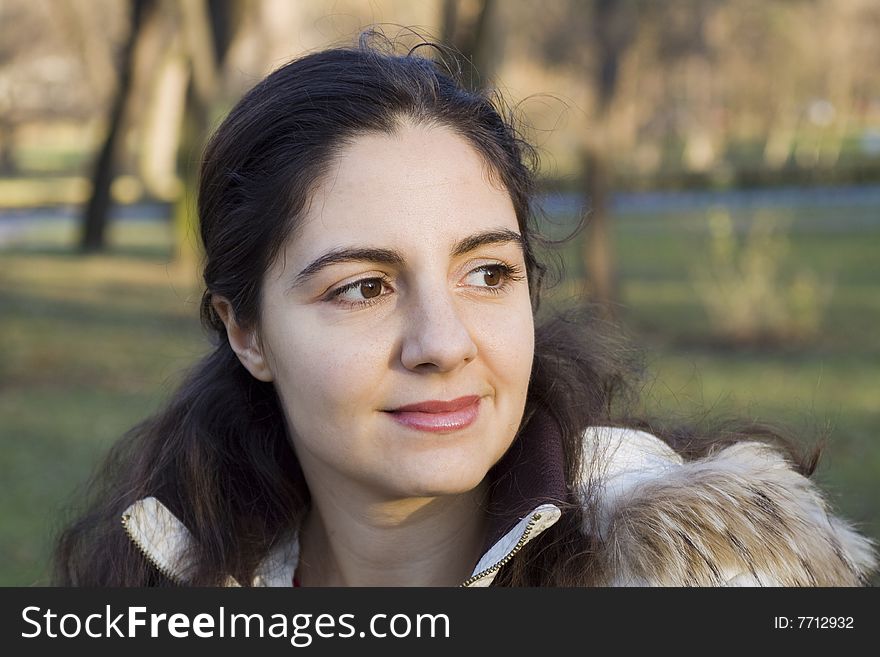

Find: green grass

[1,204,878,586]
[0,221,207,585]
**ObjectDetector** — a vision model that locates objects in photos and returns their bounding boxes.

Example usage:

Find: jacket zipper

[121,512,185,585]
[123,506,546,587]
[460,512,542,587]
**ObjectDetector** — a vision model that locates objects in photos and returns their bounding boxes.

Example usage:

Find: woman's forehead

[292,124,519,253]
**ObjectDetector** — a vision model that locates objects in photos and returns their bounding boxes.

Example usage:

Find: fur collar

[579,427,877,586]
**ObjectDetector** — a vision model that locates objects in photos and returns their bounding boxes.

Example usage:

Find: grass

[1,220,207,585]
[1,203,878,586]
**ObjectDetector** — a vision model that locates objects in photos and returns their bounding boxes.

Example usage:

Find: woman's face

[257,122,535,502]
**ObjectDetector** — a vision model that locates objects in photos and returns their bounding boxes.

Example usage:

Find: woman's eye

[355,279,383,299]
[464,263,522,291]
[477,265,502,286]
[330,277,391,307]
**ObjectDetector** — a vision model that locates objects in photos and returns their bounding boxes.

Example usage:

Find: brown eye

[483,266,502,287]
[360,279,383,299]
[329,275,393,308]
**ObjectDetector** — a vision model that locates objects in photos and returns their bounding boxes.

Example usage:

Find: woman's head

[199,35,546,500]
[199,34,546,336]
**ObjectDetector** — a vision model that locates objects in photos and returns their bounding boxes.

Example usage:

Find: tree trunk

[139,44,189,200]
[0,122,15,175]
[582,147,616,314]
[79,0,151,253]
[172,0,235,274]
[438,0,496,91]
[440,0,458,45]
[579,0,634,315]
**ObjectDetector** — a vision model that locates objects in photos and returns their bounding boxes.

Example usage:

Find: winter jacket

[121,410,877,586]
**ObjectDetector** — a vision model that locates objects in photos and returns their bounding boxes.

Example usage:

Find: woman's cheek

[475,299,534,368]
[287,320,392,406]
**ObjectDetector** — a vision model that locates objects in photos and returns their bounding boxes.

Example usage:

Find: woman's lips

[385,397,481,433]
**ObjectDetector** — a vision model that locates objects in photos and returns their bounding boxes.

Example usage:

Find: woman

[55,33,876,587]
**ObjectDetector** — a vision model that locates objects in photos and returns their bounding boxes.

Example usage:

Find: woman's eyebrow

[290,228,524,289]
[450,228,524,258]
[291,248,404,290]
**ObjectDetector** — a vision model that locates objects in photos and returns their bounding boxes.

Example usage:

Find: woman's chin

[376,465,488,500]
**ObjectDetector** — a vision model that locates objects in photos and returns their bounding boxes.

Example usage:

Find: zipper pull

[121,497,242,586]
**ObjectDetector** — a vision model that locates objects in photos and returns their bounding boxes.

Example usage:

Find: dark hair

[53,30,815,586]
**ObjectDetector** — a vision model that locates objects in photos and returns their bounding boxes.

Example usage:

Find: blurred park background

[1,0,878,586]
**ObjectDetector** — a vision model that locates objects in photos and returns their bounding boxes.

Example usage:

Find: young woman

[55,33,876,587]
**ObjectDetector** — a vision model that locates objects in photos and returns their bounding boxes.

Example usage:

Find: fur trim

[580,429,878,586]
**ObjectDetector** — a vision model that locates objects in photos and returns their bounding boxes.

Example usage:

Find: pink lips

[386,395,481,433]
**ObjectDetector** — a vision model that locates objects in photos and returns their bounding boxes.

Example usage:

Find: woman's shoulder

[577,426,878,586]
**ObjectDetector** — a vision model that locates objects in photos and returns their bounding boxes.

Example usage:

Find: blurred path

[2,185,879,246]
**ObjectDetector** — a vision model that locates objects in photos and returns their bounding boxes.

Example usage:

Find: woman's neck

[296,481,489,587]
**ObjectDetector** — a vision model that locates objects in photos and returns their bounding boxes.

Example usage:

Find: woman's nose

[399,287,478,372]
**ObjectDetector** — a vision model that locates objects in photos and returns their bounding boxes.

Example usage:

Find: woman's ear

[211,296,274,382]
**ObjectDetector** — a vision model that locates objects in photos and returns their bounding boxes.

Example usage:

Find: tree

[80,0,154,252]
[78,0,237,262]
[171,0,237,272]
[579,0,639,315]
[439,0,497,91]
[525,0,723,314]
[531,0,641,314]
